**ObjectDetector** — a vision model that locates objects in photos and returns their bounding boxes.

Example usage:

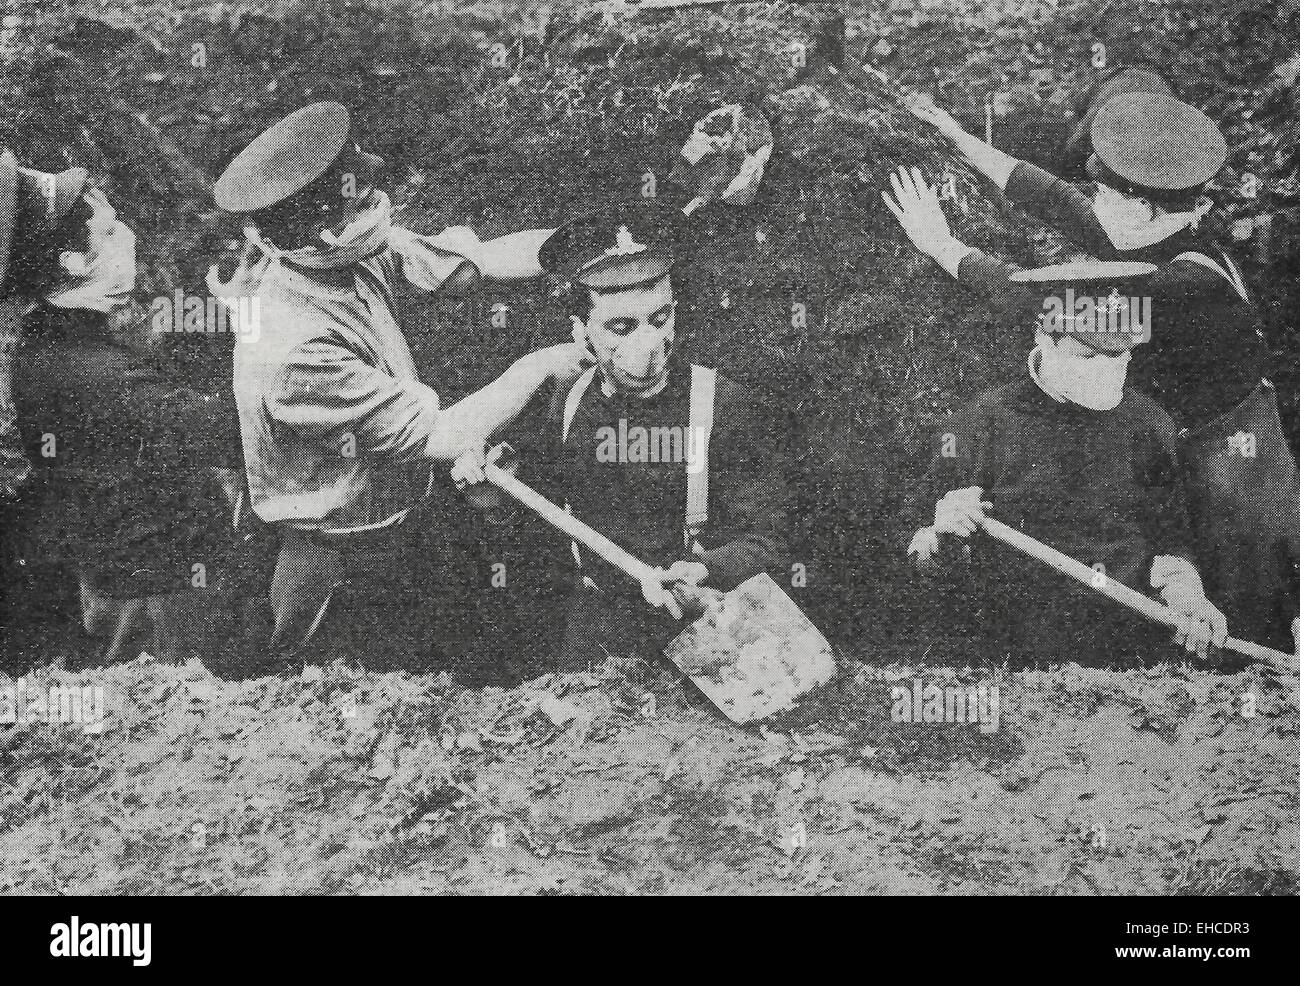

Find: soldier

[0,151,251,667]
[0,153,135,501]
[1058,66,1175,178]
[891,90,1300,653]
[458,199,794,668]
[211,102,589,657]
[902,261,1228,665]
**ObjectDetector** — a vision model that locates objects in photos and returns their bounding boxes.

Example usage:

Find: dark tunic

[7,316,239,594]
[956,160,1300,650]
[907,378,1194,665]
[525,363,792,665]
[0,310,263,670]
[959,160,1269,429]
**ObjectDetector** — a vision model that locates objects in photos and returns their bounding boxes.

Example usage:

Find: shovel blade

[663,573,836,724]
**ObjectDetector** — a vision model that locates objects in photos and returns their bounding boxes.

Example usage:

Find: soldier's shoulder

[1120,387,1177,431]
[965,378,1033,418]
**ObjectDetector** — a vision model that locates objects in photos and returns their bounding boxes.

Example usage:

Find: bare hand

[1163,588,1229,659]
[531,342,594,388]
[454,443,520,520]
[641,568,684,620]
[882,166,955,257]
[450,443,488,488]
[903,92,969,143]
[934,485,992,538]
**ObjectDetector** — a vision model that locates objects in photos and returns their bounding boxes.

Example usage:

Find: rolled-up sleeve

[269,341,442,461]
[389,227,479,293]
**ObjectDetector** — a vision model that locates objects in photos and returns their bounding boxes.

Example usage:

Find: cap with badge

[1,150,90,294]
[1011,260,1158,352]
[539,199,683,290]
[214,102,385,216]
[1085,92,1228,202]
[1065,67,1174,167]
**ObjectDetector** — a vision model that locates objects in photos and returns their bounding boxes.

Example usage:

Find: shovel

[979,517,1300,674]
[482,462,837,723]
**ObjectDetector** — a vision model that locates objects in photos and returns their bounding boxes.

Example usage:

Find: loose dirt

[3,652,1297,894]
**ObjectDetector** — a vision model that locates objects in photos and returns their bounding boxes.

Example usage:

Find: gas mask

[1031,333,1131,411]
[572,279,677,399]
[1091,184,1207,251]
[43,188,137,313]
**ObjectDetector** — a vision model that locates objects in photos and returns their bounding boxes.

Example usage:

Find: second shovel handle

[980,518,1176,625]
[484,463,661,585]
[979,517,1300,671]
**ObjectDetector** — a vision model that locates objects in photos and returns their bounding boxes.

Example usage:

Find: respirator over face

[1090,183,1208,252]
[572,276,678,399]
[1031,331,1131,411]
[44,188,137,313]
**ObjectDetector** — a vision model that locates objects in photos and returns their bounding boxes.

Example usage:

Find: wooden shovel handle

[484,463,661,585]
[978,517,1300,673]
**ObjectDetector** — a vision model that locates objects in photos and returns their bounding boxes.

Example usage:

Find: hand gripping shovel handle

[978,516,1300,673]
[483,463,661,586]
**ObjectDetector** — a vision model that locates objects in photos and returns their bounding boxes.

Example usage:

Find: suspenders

[562,367,598,443]
[1174,250,1250,303]
[561,365,719,572]
[562,368,598,572]
[684,365,717,551]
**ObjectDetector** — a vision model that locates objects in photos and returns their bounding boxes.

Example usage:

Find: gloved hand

[906,526,941,565]
[1151,556,1228,659]
[1165,591,1229,660]
[935,486,992,536]
[450,441,488,488]
[663,559,709,586]
[640,568,684,621]
[661,559,723,618]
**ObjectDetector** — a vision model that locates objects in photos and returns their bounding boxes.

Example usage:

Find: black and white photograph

[0,0,1297,931]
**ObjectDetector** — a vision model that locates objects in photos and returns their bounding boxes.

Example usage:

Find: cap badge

[605,225,647,258]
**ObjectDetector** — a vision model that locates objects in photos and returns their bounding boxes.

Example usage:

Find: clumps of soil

[3,654,1298,894]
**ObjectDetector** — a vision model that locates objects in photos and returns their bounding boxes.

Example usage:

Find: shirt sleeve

[389,227,478,294]
[957,248,1031,297]
[268,340,443,461]
[695,388,793,592]
[1002,160,1117,259]
[904,400,997,548]
[1131,403,1195,565]
[953,163,1108,306]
